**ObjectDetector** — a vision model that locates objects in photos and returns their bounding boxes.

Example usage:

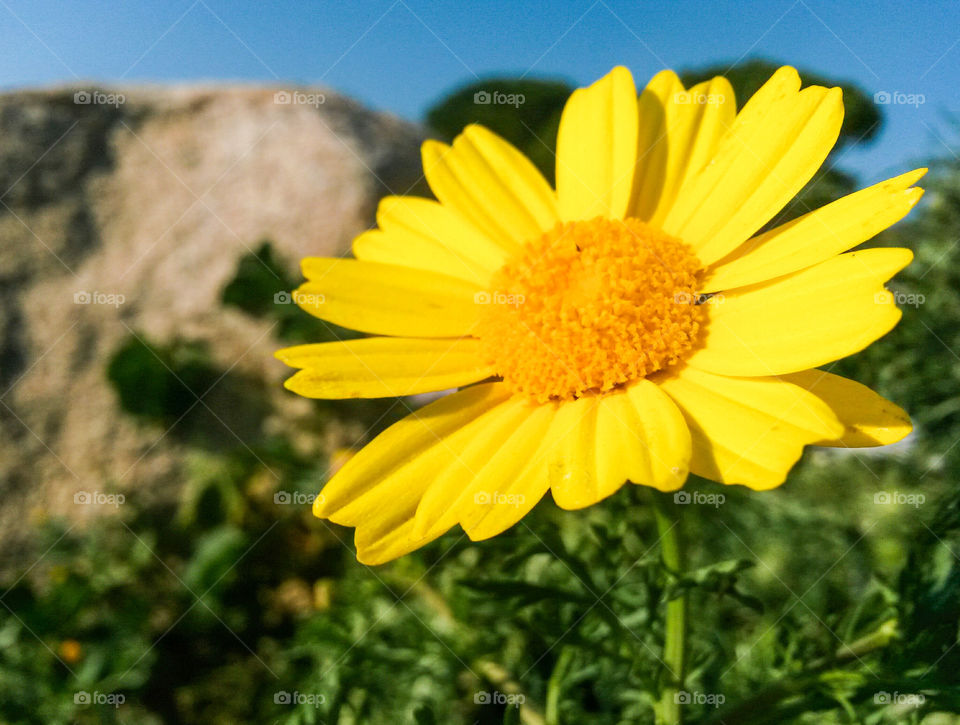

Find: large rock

[0,84,426,559]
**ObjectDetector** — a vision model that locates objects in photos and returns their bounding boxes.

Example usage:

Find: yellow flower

[58,639,83,664]
[276,66,922,565]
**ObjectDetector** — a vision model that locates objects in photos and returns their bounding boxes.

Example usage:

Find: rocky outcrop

[0,84,426,558]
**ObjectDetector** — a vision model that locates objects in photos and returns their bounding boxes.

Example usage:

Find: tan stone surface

[0,84,425,557]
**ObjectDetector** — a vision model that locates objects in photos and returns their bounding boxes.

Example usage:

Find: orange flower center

[476,217,705,403]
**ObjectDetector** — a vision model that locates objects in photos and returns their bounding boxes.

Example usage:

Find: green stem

[652,491,686,725]
[545,646,574,725]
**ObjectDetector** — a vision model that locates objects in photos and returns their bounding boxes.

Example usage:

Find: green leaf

[665,558,764,612]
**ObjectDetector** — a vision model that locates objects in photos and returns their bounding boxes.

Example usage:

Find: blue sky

[0,0,957,181]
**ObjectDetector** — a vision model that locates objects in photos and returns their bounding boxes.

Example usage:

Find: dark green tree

[425,79,572,184]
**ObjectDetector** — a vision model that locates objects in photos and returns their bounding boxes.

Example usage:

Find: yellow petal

[352,195,511,286]
[456,403,557,541]
[661,67,844,265]
[297,257,482,338]
[421,125,558,249]
[315,383,512,564]
[629,73,737,226]
[702,169,926,292]
[687,248,913,376]
[275,337,494,399]
[355,227,490,286]
[618,379,692,491]
[780,369,912,447]
[543,395,604,509]
[412,396,550,538]
[353,517,442,566]
[317,382,510,520]
[544,381,691,510]
[629,70,682,221]
[657,367,843,489]
[556,66,638,221]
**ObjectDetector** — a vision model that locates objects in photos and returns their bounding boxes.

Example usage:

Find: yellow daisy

[276,66,923,565]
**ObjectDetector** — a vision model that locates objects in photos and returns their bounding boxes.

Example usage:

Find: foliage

[221,239,360,344]
[107,335,219,423]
